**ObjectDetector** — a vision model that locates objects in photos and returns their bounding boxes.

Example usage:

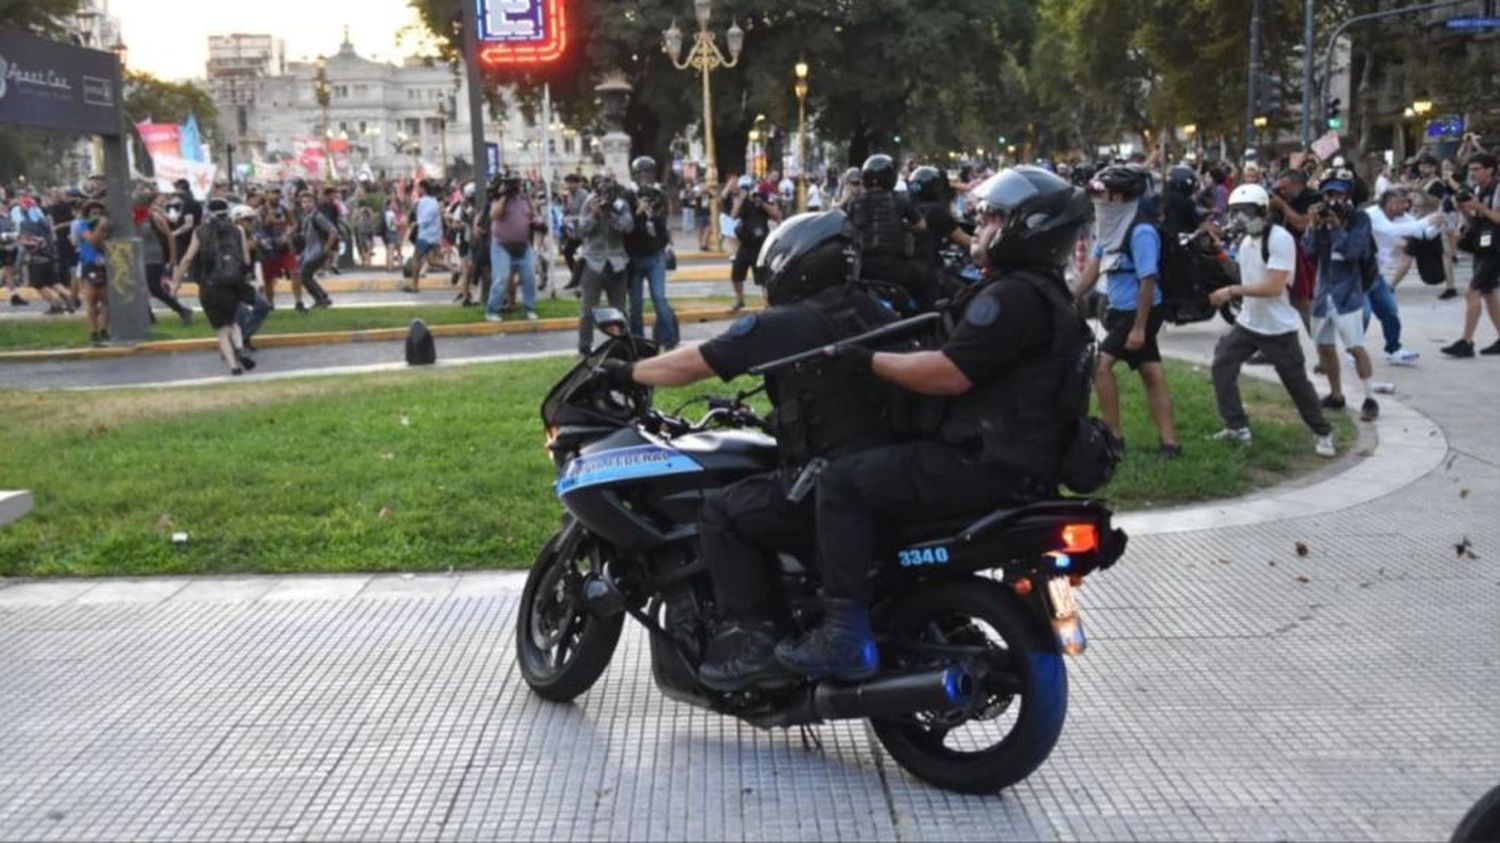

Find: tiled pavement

[1,274,1497,840]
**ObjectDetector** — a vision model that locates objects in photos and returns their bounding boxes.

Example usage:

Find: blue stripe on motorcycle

[556,445,704,496]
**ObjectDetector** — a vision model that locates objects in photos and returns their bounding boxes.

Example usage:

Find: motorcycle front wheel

[871,577,1068,794]
[515,529,624,702]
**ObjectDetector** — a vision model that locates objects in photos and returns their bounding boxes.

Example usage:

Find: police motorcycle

[516,217,1128,795]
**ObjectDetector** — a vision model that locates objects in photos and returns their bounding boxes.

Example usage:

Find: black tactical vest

[766,287,900,467]
[845,190,909,258]
[935,270,1090,484]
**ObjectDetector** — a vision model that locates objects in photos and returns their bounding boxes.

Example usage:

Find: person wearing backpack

[1071,165,1182,458]
[176,199,256,375]
[1303,175,1380,421]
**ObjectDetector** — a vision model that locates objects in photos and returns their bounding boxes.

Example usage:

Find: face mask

[1092,198,1139,267]
[1231,210,1267,236]
[166,208,181,222]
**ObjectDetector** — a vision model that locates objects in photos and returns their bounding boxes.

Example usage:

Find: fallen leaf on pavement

[1295,541,1310,557]
[1460,488,1470,499]
[1455,537,1478,560]
[1295,576,1311,584]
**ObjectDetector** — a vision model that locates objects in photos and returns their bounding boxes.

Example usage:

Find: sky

[105,0,439,81]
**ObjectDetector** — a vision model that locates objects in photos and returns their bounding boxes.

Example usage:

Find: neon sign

[477,0,568,67]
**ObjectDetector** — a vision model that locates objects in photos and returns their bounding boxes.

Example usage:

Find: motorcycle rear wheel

[871,577,1067,794]
[516,530,624,703]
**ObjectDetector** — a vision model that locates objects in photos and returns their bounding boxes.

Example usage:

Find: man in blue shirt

[406,180,444,293]
[1072,165,1181,457]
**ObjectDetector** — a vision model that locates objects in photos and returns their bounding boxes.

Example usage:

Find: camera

[1455,190,1474,205]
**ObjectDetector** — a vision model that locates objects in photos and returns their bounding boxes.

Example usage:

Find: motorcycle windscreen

[540,337,659,430]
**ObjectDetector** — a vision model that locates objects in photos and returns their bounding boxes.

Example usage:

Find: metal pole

[542,82,553,243]
[1318,0,1471,127]
[1301,0,1316,149]
[1245,0,1263,155]
[461,0,489,182]
[701,39,721,251]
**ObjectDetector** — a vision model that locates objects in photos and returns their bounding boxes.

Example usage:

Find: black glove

[595,358,636,388]
[824,343,874,373]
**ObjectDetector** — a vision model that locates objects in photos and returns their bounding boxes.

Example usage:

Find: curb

[0,306,760,363]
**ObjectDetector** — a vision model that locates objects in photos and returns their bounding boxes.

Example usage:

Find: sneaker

[1385,348,1419,366]
[10,294,28,307]
[1438,288,1458,300]
[1158,443,1183,459]
[1319,394,1346,410]
[1481,340,1500,357]
[1441,339,1475,358]
[731,297,746,312]
[1210,427,1253,445]
[178,309,194,326]
[484,312,502,323]
[1360,397,1379,422]
[237,352,257,372]
[230,366,244,376]
[314,298,332,309]
[295,301,308,313]
[524,310,539,321]
[1315,435,1337,458]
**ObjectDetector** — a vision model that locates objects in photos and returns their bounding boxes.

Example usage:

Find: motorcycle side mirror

[593,307,629,338]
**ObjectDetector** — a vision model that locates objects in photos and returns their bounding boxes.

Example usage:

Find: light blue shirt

[415,196,443,243]
[1092,223,1163,312]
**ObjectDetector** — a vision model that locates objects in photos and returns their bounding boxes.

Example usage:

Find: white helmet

[463,182,476,200]
[229,204,257,223]
[1227,183,1269,209]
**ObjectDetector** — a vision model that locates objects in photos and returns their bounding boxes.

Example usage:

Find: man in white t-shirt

[1207,183,1336,458]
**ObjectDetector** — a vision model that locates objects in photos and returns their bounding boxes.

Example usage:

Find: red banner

[135,121,181,159]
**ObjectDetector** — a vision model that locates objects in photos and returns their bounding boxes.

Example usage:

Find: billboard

[477,0,569,67]
[0,29,123,136]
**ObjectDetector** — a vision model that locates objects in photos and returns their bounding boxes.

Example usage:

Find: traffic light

[1326,97,1343,130]
[1261,73,1283,114]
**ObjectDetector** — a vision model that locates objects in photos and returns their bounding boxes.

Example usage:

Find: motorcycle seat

[889,509,1018,547]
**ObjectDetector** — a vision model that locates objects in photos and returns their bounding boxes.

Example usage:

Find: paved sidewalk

[1,275,1497,840]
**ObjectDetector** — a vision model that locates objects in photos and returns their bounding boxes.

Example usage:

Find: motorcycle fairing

[557,444,704,496]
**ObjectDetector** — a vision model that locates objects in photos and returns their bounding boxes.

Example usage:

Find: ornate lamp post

[314,55,333,179]
[662,0,744,250]
[793,61,809,212]
[437,98,450,176]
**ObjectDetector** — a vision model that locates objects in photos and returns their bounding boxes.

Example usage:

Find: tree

[0,0,81,37]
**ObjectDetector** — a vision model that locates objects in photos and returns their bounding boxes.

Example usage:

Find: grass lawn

[0,295,752,352]
[0,358,1353,577]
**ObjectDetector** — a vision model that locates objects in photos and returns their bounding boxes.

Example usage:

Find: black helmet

[1089,165,1149,199]
[973,166,1092,271]
[861,154,897,191]
[206,198,231,219]
[1167,166,1198,195]
[1069,162,1096,187]
[756,210,851,306]
[630,156,657,181]
[908,166,948,203]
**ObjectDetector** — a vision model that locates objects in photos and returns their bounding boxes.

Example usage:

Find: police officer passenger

[775,166,1095,681]
[907,165,972,269]
[595,210,901,690]
[844,154,941,310]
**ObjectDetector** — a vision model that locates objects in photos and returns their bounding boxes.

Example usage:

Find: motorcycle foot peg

[582,574,626,618]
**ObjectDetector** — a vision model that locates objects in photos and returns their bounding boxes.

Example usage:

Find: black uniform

[846,189,941,310]
[912,201,959,269]
[730,195,773,285]
[695,286,898,619]
[814,269,1085,602]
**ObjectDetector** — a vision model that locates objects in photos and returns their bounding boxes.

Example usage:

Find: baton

[748,311,941,375]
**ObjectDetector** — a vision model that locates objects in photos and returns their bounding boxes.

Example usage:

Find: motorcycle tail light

[1059,523,1099,555]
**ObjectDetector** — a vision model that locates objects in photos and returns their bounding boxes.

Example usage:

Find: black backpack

[406,319,436,366]
[1117,218,1214,324]
[199,219,246,287]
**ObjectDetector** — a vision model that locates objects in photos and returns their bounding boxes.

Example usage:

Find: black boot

[774,598,879,681]
[698,620,786,692]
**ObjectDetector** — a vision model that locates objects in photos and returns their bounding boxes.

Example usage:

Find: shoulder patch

[964,294,1001,327]
[728,314,759,337]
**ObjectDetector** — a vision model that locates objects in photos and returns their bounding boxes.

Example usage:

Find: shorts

[731,245,762,284]
[80,263,107,288]
[28,259,59,289]
[1100,307,1165,370]
[414,238,437,256]
[260,251,297,281]
[1472,254,1500,294]
[1311,309,1366,348]
[200,281,246,329]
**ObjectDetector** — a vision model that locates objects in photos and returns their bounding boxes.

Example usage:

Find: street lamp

[794,61,809,212]
[1412,99,1434,117]
[314,55,333,179]
[73,6,100,47]
[663,0,744,249]
[437,98,450,176]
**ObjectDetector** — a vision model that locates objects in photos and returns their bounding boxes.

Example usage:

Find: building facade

[209,31,599,181]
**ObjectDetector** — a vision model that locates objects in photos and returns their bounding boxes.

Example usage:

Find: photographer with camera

[624,156,679,349]
[1442,148,1500,358]
[728,175,781,311]
[1303,174,1381,420]
[484,172,541,322]
[574,175,635,354]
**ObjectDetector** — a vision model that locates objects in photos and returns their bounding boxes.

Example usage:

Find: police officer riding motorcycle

[844,154,944,312]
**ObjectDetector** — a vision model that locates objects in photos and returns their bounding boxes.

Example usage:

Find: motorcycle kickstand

[797,724,824,754]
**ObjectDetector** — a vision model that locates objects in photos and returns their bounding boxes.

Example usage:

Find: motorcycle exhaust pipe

[811,666,974,721]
